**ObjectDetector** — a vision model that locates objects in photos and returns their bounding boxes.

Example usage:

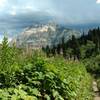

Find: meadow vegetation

[0,36,93,100]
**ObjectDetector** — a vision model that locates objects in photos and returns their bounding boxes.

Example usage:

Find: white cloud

[23,5,39,11]
[10,10,17,16]
[25,6,33,10]
[9,6,17,16]
[12,6,17,10]
[0,0,6,8]
[9,5,38,15]
[96,0,100,4]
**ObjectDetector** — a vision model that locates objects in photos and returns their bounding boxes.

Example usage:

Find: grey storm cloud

[0,0,100,37]
[0,11,53,36]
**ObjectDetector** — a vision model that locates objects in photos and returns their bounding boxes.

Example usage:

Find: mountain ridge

[11,23,81,49]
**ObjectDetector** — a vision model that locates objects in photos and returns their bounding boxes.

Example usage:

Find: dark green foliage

[0,34,95,99]
[83,55,100,74]
[56,44,61,54]
[0,36,19,87]
[97,78,100,91]
[0,56,93,99]
[80,41,95,59]
[0,36,11,71]
[45,45,51,57]
[70,35,81,59]
[42,27,100,81]
[43,27,100,60]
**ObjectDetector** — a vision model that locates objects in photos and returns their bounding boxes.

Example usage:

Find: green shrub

[45,57,93,100]
[97,78,100,91]
[0,50,93,99]
[83,55,100,74]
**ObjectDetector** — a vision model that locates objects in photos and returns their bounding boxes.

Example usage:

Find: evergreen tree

[71,35,80,60]
[80,31,87,45]
[51,45,56,56]
[61,37,66,57]
[45,45,50,57]
[0,36,18,87]
[0,36,10,71]
[57,44,61,54]
[0,37,18,72]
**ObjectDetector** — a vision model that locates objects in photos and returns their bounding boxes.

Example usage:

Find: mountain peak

[11,23,81,49]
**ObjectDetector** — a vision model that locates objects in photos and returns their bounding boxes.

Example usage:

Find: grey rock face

[12,23,81,49]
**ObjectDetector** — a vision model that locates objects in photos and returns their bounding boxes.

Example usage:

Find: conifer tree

[71,35,80,60]
[51,45,56,56]
[57,44,61,54]
[0,36,18,72]
[61,37,67,57]
[0,36,18,86]
[0,36,10,72]
[45,45,50,57]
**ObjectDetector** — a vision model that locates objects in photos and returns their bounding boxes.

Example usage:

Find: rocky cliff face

[12,23,81,49]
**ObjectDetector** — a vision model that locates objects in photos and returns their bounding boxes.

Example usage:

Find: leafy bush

[45,57,93,100]
[83,55,100,74]
[0,56,93,100]
[97,78,100,91]
[0,37,93,100]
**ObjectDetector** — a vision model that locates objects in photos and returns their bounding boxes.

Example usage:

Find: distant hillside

[11,23,81,49]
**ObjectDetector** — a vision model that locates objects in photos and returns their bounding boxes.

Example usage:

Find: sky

[0,0,100,41]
